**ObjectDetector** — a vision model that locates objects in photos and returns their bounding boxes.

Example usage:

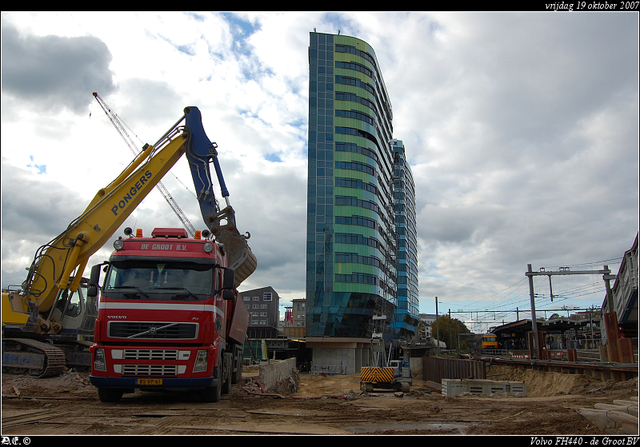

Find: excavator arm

[3,106,256,336]
[4,124,187,333]
[183,107,257,286]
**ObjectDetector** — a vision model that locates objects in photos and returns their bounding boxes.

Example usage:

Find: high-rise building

[306,31,409,373]
[391,139,420,338]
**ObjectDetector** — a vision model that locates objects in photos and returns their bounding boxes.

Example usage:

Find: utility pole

[527,264,539,357]
[525,264,614,360]
[603,265,616,314]
[448,308,452,349]
[435,297,439,353]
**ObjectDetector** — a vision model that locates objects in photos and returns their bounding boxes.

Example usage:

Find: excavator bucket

[183,106,257,286]
[215,229,257,288]
[206,205,256,287]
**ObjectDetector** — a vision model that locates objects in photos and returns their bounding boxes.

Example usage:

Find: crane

[92,92,197,237]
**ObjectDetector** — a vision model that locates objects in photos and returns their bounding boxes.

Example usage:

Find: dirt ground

[1,363,638,436]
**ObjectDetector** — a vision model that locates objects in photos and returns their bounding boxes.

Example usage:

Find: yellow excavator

[2,101,257,377]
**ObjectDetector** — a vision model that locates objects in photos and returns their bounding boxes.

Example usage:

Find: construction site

[1,353,637,436]
[2,235,638,436]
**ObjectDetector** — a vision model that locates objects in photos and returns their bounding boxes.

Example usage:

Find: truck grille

[122,364,180,376]
[123,349,180,360]
[108,322,198,340]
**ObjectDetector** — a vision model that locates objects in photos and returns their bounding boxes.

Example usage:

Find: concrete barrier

[578,407,638,434]
[258,358,299,394]
[442,378,527,397]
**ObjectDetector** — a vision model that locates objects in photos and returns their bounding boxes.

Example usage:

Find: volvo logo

[127,322,178,339]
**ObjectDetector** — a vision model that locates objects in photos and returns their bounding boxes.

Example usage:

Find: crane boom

[11,130,188,332]
[92,92,197,237]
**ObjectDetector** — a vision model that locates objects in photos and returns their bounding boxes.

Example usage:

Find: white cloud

[1,11,637,333]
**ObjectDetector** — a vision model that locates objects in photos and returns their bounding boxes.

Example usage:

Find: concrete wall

[310,346,372,374]
[409,357,423,379]
[258,358,298,393]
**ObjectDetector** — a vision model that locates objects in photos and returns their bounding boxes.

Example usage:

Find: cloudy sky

[2,11,638,332]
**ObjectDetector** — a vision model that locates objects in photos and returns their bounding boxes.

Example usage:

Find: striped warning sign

[360,367,394,383]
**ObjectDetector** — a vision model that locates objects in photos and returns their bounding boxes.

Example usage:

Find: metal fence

[423,356,486,384]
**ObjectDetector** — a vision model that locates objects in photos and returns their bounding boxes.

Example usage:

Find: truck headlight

[94,348,107,371]
[193,350,208,372]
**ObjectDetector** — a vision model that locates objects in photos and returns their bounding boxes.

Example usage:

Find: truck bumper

[89,375,217,389]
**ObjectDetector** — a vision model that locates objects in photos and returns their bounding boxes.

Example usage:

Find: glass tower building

[390,139,420,338]
[306,31,399,341]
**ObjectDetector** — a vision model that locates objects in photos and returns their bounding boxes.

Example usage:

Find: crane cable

[92,92,197,237]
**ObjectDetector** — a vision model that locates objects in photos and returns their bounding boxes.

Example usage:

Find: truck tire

[202,366,222,402]
[98,388,123,403]
[232,345,243,384]
[222,352,232,394]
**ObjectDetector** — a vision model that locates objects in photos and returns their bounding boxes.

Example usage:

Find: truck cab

[88,227,247,402]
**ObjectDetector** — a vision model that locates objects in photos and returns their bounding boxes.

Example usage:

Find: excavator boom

[3,106,256,341]
[183,107,257,286]
[5,129,187,332]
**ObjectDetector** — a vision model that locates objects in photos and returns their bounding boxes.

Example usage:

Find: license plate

[137,378,163,385]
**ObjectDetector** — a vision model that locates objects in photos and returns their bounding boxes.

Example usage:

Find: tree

[431,315,473,350]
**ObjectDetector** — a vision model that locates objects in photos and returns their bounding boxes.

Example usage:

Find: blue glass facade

[391,139,420,337]
[306,32,399,339]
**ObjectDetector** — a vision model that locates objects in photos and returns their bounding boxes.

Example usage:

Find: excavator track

[3,338,67,377]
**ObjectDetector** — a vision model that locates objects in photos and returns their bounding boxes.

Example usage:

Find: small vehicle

[481,333,498,349]
[360,359,412,393]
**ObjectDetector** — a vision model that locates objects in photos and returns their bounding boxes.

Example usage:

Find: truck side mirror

[223,268,235,290]
[88,263,104,298]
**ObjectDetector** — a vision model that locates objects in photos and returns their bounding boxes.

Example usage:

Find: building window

[335,161,375,176]
[335,61,373,78]
[336,177,378,195]
[335,109,373,125]
[335,195,379,214]
[335,92,375,111]
[336,272,377,285]
[263,292,272,301]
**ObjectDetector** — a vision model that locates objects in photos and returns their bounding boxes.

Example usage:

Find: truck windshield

[104,261,214,300]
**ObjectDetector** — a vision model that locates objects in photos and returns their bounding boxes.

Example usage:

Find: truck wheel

[202,367,222,402]
[222,352,232,394]
[232,345,243,384]
[97,388,123,403]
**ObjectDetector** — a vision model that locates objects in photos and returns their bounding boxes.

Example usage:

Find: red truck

[88,227,248,402]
